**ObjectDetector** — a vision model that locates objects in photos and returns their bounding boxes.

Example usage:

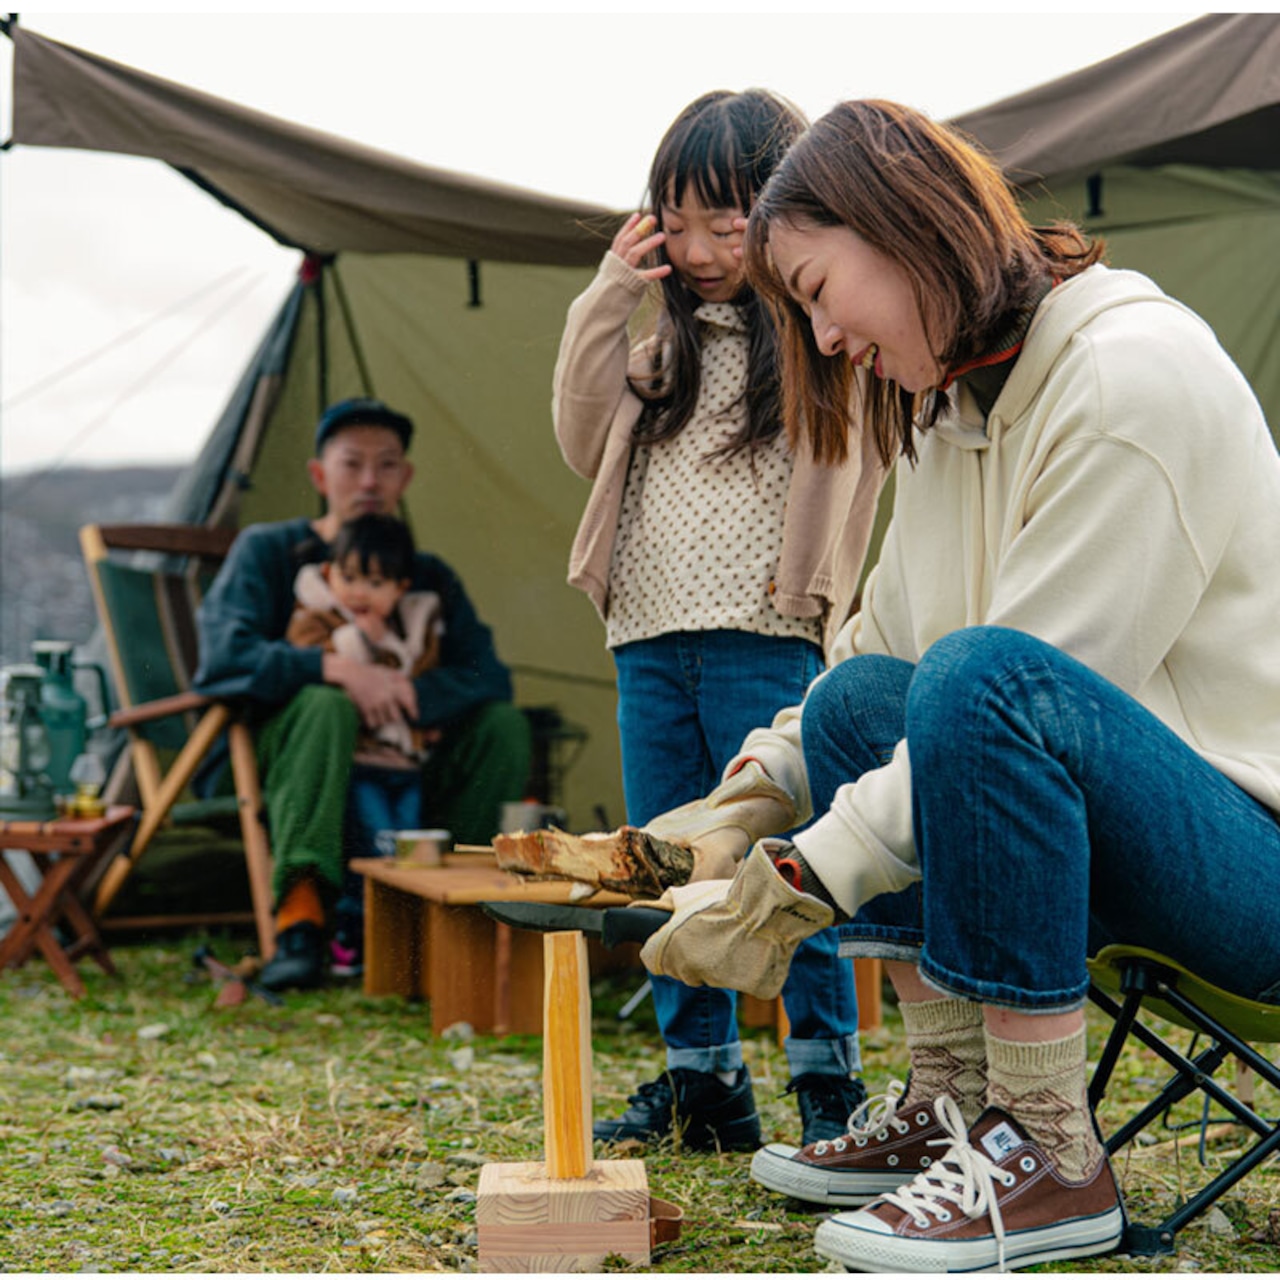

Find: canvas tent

[6,13,1280,837]
[8,21,631,829]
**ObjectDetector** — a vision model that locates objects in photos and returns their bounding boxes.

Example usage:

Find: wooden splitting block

[477,931,651,1272]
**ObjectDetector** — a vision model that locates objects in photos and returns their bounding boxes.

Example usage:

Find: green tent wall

[223,253,625,829]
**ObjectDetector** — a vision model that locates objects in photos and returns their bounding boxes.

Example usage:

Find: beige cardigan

[552,250,885,653]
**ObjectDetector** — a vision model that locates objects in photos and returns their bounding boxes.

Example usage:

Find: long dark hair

[744,99,1105,468]
[629,88,807,457]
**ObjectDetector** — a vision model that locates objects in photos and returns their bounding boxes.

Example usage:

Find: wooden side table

[0,805,137,997]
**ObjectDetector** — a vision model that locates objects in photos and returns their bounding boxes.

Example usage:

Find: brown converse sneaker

[751,1080,948,1206]
[813,1097,1125,1272]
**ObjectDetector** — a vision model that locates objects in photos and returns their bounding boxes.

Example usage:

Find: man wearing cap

[195,397,531,991]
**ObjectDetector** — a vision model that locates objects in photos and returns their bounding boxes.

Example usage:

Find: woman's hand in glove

[638,841,833,999]
[643,760,797,882]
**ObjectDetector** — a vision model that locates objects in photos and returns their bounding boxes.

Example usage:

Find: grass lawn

[1,935,1278,1273]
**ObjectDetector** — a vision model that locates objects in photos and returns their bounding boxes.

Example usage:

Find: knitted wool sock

[275,875,324,933]
[899,997,988,1126]
[986,1025,1104,1182]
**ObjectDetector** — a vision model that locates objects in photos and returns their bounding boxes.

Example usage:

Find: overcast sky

[1,8,1201,475]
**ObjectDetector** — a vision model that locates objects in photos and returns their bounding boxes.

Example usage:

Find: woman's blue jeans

[803,626,1280,1011]
[615,630,861,1077]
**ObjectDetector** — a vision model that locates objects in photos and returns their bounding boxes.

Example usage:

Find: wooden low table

[0,805,137,997]
[351,854,635,1036]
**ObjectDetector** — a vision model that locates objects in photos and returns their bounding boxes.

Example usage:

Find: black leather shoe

[258,921,327,992]
[787,1072,869,1146]
[594,1066,762,1152]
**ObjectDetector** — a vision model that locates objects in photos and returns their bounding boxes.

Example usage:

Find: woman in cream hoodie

[637,99,1280,1273]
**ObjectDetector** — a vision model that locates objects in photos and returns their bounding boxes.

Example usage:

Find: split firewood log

[492,826,695,899]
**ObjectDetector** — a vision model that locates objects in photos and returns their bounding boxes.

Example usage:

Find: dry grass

[0,936,1277,1272]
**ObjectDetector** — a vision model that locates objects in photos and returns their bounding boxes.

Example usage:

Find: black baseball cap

[314,397,414,454]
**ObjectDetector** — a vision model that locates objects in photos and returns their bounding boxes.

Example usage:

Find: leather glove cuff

[639,843,834,1000]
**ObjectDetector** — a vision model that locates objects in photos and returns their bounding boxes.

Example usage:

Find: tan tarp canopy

[8,13,1280,833]
[951,12,1280,182]
[10,25,611,264]
[954,12,1280,430]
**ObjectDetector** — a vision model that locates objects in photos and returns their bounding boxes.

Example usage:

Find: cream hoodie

[731,265,1280,917]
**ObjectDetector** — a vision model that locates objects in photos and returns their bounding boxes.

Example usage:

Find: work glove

[638,840,833,1000]
[643,759,797,882]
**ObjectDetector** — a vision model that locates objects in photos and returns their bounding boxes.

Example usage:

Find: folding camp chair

[1087,944,1280,1254]
[79,523,275,959]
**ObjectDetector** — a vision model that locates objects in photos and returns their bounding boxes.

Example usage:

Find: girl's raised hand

[611,211,671,281]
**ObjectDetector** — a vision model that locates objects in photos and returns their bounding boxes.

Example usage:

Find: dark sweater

[193,517,512,726]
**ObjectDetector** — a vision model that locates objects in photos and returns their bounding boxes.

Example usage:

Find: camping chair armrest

[93,523,238,559]
[108,691,214,729]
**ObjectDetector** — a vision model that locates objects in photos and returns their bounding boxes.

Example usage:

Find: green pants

[255,686,532,903]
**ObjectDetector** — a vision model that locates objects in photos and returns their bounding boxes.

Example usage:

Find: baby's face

[326,553,408,623]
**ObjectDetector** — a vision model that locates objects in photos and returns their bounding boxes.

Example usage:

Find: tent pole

[330,260,375,396]
[313,257,329,410]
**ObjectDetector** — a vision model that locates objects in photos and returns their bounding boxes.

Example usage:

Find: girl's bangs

[660,120,745,212]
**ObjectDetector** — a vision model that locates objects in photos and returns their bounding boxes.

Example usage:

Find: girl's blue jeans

[615,630,861,1077]
[804,626,1280,1011]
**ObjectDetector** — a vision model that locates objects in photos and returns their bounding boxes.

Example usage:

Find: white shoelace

[846,1078,907,1138]
[812,1078,912,1156]
[814,1075,936,1157]
[878,1095,1017,1271]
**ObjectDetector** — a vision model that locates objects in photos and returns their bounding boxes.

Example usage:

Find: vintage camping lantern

[0,663,58,821]
[31,640,109,796]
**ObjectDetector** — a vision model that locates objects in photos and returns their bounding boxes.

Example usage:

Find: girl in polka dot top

[553,90,887,1154]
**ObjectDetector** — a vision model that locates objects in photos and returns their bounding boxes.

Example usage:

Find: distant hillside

[0,465,185,667]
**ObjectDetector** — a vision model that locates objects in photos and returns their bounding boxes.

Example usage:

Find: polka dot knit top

[605,302,821,650]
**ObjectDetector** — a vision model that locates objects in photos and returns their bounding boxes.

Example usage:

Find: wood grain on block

[492,826,694,897]
[543,932,592,1179]
[476,1159,650,1272]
